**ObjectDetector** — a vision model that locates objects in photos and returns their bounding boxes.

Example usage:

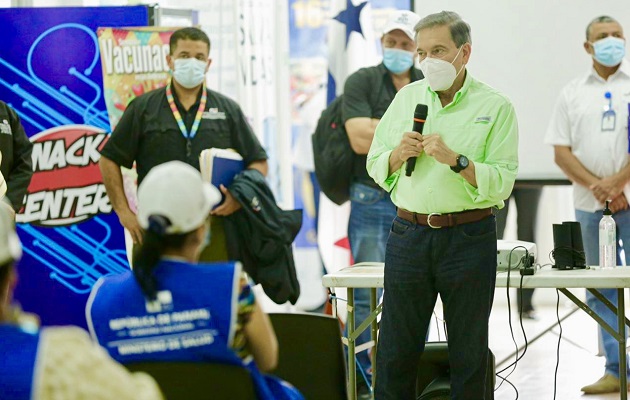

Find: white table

[322,262,630,400]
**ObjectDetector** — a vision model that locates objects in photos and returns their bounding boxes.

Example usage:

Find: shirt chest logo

[145,290,174,313]
[474,116,492,124]
[0,119,12,135]
[202,108,226,120]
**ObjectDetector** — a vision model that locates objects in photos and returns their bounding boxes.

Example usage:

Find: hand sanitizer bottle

[599,200,616,269]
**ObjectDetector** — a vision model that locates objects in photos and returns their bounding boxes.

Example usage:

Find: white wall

[415,0,630,180]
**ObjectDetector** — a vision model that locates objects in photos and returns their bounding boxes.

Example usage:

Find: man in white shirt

[546,15,630,395]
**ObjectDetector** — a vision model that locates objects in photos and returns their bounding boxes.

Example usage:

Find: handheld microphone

[405,103,428,177]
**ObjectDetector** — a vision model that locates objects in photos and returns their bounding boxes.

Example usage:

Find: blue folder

[199,148,245,205]
[213,156,244,188]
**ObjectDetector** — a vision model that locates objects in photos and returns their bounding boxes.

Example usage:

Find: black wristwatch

[450,154,469,173]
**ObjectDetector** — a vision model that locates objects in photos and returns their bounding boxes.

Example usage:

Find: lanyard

[601,91,616,132]
[166,81,207,155]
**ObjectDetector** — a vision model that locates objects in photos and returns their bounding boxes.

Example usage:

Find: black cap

[603,200,612,216]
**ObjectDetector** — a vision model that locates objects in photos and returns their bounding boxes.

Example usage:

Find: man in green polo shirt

[367,11,518,399]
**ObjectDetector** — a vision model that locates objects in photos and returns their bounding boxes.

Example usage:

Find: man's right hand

[99,157,144,244]
[119,209,143,245]
[396,131,424,162]
[590,175,625,203]
[389,131,424,175]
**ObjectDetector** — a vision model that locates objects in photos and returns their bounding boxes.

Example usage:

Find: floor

[260,284,628,399]
[438,289,627,400]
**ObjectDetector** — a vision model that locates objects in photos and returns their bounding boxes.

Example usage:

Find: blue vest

[87,260,303,400]
[0,325,39,400]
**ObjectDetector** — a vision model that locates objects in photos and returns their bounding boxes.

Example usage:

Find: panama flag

[318,0,379,276]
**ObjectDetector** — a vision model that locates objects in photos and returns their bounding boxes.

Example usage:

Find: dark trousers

[494,187,542,312]
[375,215,497,400]
[199,217,229,262]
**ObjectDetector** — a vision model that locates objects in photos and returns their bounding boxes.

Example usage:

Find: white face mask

[173,58,207,89]
[419,45,465,91]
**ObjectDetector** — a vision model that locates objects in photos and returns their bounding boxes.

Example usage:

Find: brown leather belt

[397,208,492,228]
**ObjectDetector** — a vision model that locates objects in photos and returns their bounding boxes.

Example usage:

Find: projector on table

[496,240,536,272]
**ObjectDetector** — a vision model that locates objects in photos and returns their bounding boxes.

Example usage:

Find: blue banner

[0,6,149,328]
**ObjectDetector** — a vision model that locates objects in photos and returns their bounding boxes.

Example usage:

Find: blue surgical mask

[591,36,626,67]
[383,48,415,74]
[173,58,207,89]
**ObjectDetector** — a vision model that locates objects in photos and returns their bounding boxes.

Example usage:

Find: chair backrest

[269,312,348,400]
[125,361,257,400]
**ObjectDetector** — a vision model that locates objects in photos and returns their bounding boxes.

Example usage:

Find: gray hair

[414,11,471,46]
[585,16,619,40]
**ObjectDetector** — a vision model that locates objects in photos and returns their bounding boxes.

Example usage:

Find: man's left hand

[609,193,629,214]
[421,134,458,166]
[211,184,242,216]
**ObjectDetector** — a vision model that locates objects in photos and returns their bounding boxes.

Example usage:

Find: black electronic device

[405,103,428,177]
[563,221,586,268]
[416,342,495,399]
[552,223,573,269]
[551,221,587,270]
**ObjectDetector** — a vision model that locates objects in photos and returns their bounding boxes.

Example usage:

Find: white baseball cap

[0,203,21,265]
[137,161,222,234]
[382,10,421,41]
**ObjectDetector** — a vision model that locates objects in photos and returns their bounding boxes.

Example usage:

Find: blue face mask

[591,36,626,67]
[173,58,207,89]
[383,48,415,74]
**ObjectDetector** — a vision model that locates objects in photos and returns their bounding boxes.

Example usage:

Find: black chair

[416,342,495,400]
[269,312,348,400]
[126,361,257,400]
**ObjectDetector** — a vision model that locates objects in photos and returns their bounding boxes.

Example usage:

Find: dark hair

[585,16,619,40]
[169,27,211,55]
[132,215,189,300]
[414,11,471,47]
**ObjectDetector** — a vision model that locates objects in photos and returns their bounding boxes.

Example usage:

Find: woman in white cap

[86,161,302,400]
[0,196,163,400]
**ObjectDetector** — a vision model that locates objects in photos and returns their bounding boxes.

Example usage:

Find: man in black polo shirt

[341,9,422,394]
[99,27,268,259]
[0,100,33,219]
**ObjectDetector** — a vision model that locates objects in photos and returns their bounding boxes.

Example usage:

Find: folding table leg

[370,287,378,394]
[347,288,356,400]
[618,289,627,400]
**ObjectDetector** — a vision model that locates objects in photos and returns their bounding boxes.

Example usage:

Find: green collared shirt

[367,72,519,213]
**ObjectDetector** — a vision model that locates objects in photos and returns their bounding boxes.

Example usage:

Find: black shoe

[357,381,372,400]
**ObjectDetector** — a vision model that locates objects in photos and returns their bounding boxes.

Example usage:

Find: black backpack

[311,95,354,205]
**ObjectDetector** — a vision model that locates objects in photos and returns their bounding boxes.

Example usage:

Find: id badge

[602,109,616,131]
